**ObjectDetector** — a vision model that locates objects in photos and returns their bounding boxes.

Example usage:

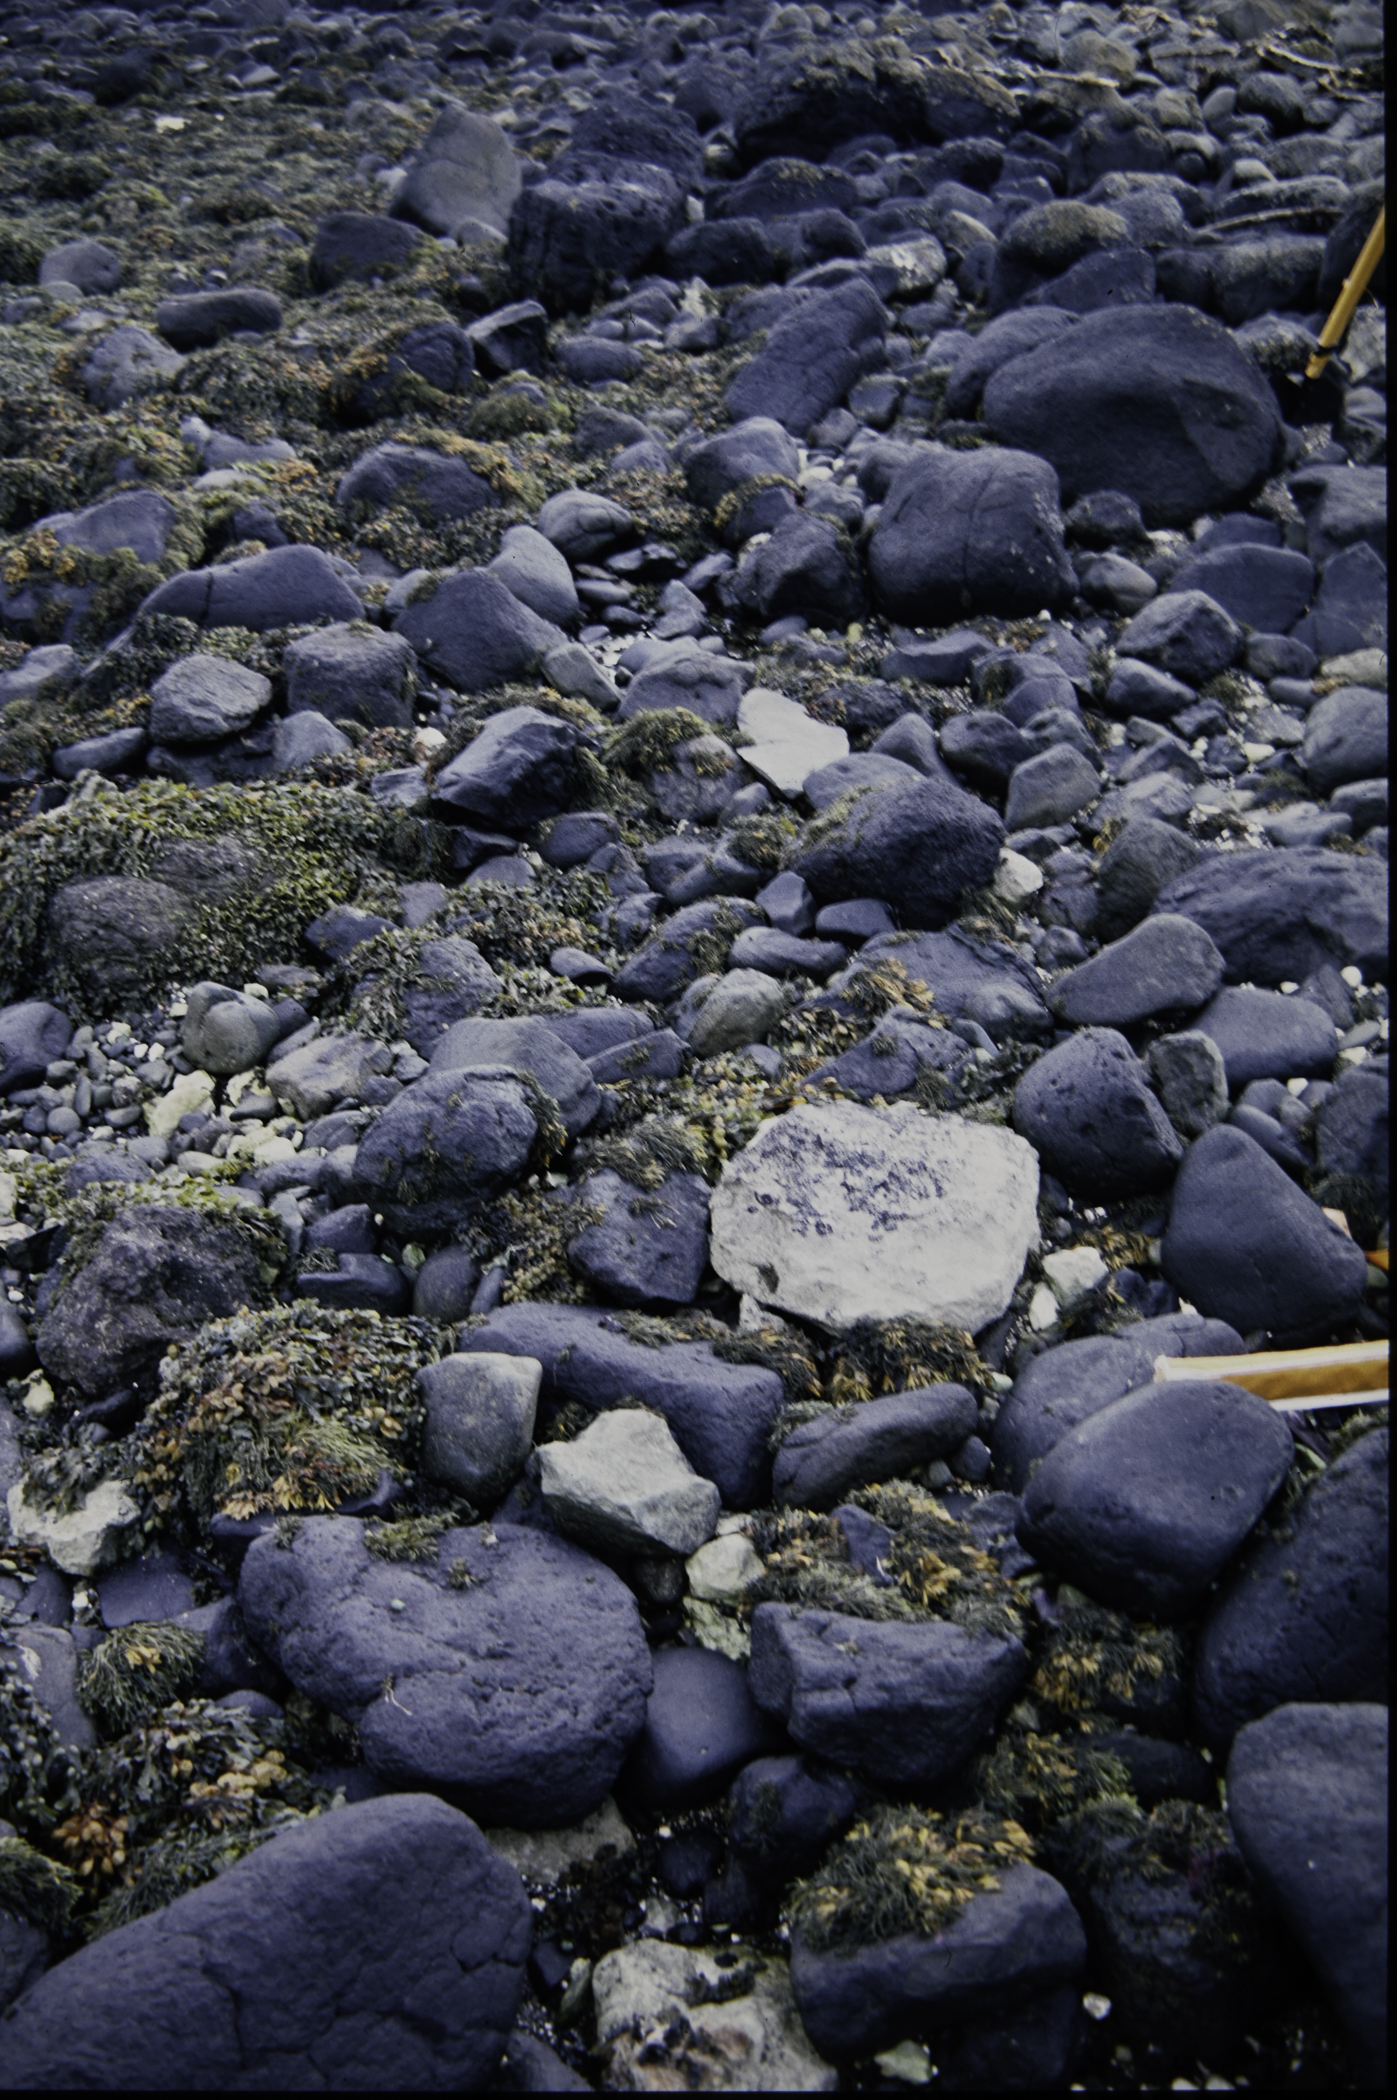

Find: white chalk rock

[709,1100,1039,1331]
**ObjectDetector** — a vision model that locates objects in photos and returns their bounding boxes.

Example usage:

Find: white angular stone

[7,1477,139,1576]
[709,1101,1039,1331]
[994,848,1044,904]
[593,1940,835,2091]
[145,1067,214,1139]
[1041,1245,1109,1305]
[537,1409,720,1557]
[737,687,848,797]
[686,1529,762,1604]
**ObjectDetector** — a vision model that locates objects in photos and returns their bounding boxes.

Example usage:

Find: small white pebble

[1279,980,1298,993]
[1340,964,1363,987]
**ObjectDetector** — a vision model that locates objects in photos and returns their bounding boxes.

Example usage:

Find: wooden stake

[1306,206,1385,378]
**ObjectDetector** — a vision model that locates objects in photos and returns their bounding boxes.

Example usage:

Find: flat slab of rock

[749,1601,1027,1787]
[0,1794,529,2090]
[709,1101,1039,1331]
[790,1864,1086,2062]
[1227,1702,1387,2083]
[1017,1378,1294,1619]
[239,1516,652,1826]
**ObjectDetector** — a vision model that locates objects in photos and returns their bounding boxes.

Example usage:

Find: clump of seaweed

[748,1484,1028,1642]
[826,1317,990,1405]
[974,1726,1136,1835]
[0,1833,79,1933]
[129,1304,444,1540]
[365,1509,461,1562]
[603,707,714,779]
[585,1111,712,1192]
[713,1325,824,1407]
[78,1623,207,1738]
[788,1804,1035,1953]
[0,775,434,1014]
[1031,1601,1187,1727]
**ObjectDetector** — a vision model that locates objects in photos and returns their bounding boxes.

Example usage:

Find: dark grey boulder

[727,510,867,629]
[39,236,120,295]
[283,623,415,733]
[791,776,1004,931]
[1315,1064,1389,1204]
[148,656,270,747]
[858,927,1051,1040]
[352,1068,537,1233]
[1227,1702,1387,2082]
[1115,591,1243,685]
[991,1314,1245,1494]
[773,1385,978,1510]
[429,1016,599,1141]
[939,710,1034,791]
[749,1601,1027,1787]
[459,1303,784,1508]
[790,1865,1086,2063]
[240,1517,651,1825]
[395,574,565,696]
[869,445,1074,624]
[1004,743,1101,830]
[1050,915,1224,1027]
[1103,657,1196,721]
[413,1245,482,1324]
[292,1255,409,1317]
[612,897,764,1004]
[155,286,281,351]
[0,1002,71,1095]
[1151,848,1388,987]
[1018,1378,1294,1618]
[1193,985,1337,1088]
[509,168,683,319]
[621,1646,777,1811]
[566,1168,709,1308]
[309,211,423,289]
[0,1793,528,2089]
[1162,1123,1368,1341]
[683,417,799,516]
[982,304,1281,526]
[727,1755,861,1881]
[141,544,363,631]
[943,308,1077,418]
[1196,1426,1387,1750]
[393,102,521,241]
[395,936,501,1058]
[430,704,579,824]
[488,524,578,629]
[337,443,498,525]
[1301,685,1388,797]
[615,646,747,727]
[1171,542,1314,632]
[1095,818,1201,940]
[80,323,184,409]
[535,488,634,565]
[36,1208,265,1397]
[725,279,886,436]
[1013,1028,1184,1199]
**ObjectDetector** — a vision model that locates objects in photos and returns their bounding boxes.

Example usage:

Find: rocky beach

[0,0,1387,2088]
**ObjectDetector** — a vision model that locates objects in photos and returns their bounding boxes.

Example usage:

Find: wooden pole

[1306,206,1385,378]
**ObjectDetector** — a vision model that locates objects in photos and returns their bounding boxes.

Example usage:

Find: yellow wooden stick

[1306,206,1385,378]
[1154,1338,1388,1413]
